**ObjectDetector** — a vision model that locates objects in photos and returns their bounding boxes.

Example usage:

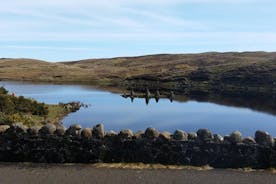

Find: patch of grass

[44,104,68,124]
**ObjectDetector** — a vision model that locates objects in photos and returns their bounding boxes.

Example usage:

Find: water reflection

[155,90,160,103]
[122,89,175,105]
[121,87,276,116]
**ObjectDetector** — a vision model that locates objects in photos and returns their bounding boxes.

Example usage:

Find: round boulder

[134,130,144,139]
[229,131,242,144]
[173,130,188,141]
[12,123,27,132]
[93,124,105,139]
[70,124,82,134]
[213,134,223,143]
[158,132,171,142]
[105,130,117,137]
[81,128,92,138]
[188,132,197,140]
[223,135,231,144]
[6,123,27,136]
[255,130,274,147]
[119,129,133,139]
[0,125,10,134]
[196,129,213,142]
[39,124,56,135]
[71,124,82,131]
[144,128,159,139]
[243,136,256,144]
[66,124,82,136]
[55,125,66,136]
[27,126,40,136]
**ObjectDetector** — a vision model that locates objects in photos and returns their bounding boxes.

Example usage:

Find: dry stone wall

[0,123,276,169]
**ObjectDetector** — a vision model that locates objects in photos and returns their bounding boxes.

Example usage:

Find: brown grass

[93,163,213,170]
[1,52,276,88]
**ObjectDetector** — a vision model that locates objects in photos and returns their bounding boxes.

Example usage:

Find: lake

[1,81,276,137]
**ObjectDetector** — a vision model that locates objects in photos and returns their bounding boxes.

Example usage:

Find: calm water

[1,81,276,136]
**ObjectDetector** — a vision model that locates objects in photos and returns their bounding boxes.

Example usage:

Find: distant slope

[64,52,276,87]
[1,52,276,90]
[0,58,92,82]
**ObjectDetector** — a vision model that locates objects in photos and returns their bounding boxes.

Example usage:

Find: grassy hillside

[1,52,276,92]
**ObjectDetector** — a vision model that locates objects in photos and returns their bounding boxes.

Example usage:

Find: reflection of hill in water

[186,94,276,116]
[66,84,276,116]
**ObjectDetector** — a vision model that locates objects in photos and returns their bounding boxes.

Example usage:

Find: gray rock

[255,130,274,147]
[70,124,82,134]
[134,130,144,139]
[229,131,242,144]
[243,136,256,144]
[65,128,75,136]
[93,124,105,139]
[105,130,117,137]
[173,130,188,141]
[39,124,56,135]
[119,129,133,139]
[81,128,92,138]
[196,129,213,142]
[66,124,82,136]
[144,128,159,139]
[213,134,223,143]
[55,125,66,136]
[7,123,27,135]
[158,132,171,141]
[223,135,231,144]
[13,123,27,131]
[71,124,82,130]
[0,125,10,133]
[188,132,197,140]
[27,126,40,136]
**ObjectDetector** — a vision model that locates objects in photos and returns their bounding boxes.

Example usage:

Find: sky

[0,0,275,61]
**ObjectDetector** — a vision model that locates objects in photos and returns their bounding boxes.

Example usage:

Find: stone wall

[0,123,276,169]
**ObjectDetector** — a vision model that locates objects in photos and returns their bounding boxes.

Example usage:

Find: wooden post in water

[169,91,174,102]
[130,88,135,97]
[145,88,150,105]
[145,88,151,98]
[155,90,160,103]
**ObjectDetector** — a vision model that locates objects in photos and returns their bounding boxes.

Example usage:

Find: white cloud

[1,30,276,43]
[0,45,103,51]
[0,0,275,60]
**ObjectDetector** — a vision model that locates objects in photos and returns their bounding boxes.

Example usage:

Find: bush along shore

[0,86,82,126]
[0,123,276,169]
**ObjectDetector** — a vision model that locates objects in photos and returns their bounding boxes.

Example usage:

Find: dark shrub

[0,87,8,94]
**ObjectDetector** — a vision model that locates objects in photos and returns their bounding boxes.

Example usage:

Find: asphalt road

[0,163,276,184]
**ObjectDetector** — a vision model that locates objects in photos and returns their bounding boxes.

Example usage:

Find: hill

[1,52,276,93]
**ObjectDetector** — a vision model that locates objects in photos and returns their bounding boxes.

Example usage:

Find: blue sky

[0,0,275,61]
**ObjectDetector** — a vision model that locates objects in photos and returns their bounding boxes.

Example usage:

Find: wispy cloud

[0,45,102,51]
[0,0,275,60]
